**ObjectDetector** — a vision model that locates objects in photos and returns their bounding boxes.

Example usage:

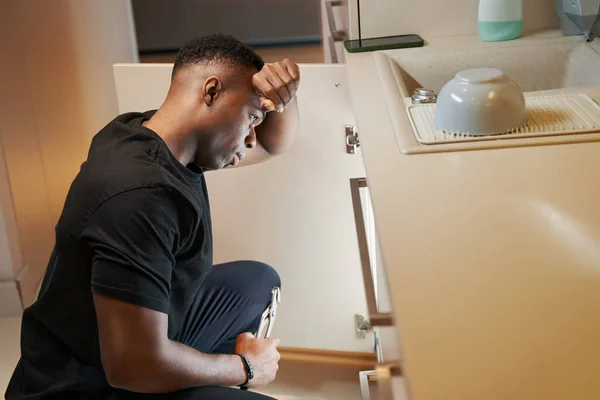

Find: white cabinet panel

[114,64,373,352]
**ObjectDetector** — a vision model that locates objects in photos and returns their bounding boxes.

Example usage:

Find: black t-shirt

[5,111,213,400]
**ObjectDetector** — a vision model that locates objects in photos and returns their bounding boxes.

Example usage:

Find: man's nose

[245,127,257,149]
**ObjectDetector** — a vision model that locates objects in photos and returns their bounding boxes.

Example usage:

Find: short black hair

[172,34,264,77]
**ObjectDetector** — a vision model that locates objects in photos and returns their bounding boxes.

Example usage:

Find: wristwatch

[236,353,254,390]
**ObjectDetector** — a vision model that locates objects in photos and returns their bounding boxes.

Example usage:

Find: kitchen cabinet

[345,31,600,398]
[132,0,322,51]
[0,0,138,315]
[113,63,383,353]
[0,142,22,316]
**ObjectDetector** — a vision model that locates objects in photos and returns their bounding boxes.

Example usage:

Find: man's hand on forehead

[252,59,300,114]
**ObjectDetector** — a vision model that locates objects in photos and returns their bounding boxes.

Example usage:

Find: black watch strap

[236,353,254,390]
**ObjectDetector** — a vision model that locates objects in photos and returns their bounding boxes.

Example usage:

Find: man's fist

[252,59,300,113]
[235,332,280,388]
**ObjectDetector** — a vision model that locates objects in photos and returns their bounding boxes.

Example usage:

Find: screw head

[335,82,340,87]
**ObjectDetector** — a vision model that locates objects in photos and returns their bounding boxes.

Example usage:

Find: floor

[0,316,368,399]
[139,44,325,64]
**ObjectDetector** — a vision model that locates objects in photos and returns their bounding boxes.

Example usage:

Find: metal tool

[241,288,280,391]
[255,287,281,339]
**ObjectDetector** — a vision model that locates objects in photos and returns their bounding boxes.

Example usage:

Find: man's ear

[203,76,222,106]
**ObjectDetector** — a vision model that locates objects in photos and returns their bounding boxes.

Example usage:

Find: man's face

[193,72,265,170]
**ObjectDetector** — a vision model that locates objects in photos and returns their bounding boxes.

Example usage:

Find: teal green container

[478,20,523,42]
[478,0,523,42]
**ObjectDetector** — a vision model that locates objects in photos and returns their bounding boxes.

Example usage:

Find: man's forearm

[256,97,299,155]
[108,340,246,393]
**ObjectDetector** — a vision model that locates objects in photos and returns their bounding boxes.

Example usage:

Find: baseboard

[279,346,377,369]
[0,280,22,316]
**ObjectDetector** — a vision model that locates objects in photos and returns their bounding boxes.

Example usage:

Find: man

[6,34,300,400]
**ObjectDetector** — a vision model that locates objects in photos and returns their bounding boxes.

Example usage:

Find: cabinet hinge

[346,125,360,154]
[355,313,371,339]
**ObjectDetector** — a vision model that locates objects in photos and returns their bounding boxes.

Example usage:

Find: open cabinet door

[113,63,373,352]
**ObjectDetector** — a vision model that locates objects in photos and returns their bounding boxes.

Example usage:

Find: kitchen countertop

[345,31,600,400]
[375,29,599,51]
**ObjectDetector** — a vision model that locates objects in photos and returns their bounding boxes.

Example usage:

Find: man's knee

[238,261,280,307]
[244,261,281,289]
[212,260,281,303]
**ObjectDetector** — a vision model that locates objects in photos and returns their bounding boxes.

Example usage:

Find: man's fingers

[253,78,280,111]
[274,63,296,88]
[274,62,298,102]
[254,74,285,111]
[282,60,300,106]
[283,59,300,81]
[261,98,276,112]
[253,59,300,113]
[265,68,291,108]
[238,332,254,340]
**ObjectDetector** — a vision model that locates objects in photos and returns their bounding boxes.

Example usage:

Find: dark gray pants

[115,261,281,400]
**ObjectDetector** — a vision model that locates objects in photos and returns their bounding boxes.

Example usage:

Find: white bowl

[434,68,527,135]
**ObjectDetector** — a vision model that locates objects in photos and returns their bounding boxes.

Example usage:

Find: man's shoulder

[57,110,206,233]
[58,162,202,240]
[72,153,197,212]
[80,110,187,197]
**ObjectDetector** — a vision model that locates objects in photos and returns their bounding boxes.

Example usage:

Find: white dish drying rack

[407,94,600,145]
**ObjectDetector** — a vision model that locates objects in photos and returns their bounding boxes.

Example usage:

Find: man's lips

[231,152,244,166]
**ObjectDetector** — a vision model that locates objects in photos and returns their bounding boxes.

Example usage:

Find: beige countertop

[345,31,600,400]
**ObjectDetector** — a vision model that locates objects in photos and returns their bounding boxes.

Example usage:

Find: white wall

[349,0,560,40]
[0,0,138,311]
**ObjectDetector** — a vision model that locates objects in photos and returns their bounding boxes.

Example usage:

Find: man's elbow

[105,365,146,393]
[105,370,132,392]
[103,355,164,393]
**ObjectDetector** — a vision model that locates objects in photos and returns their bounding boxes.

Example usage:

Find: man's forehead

[250,92,262,108]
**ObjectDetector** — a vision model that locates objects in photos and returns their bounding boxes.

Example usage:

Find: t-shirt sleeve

[81,187,182,314]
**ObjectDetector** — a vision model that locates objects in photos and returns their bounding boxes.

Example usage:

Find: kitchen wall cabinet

[132,0,322,51]
[113,63,383,353]
[346,0,559,41]
[324,0,560,62]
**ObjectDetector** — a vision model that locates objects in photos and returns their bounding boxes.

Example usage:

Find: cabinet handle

[326,0,349,41]
[328,36,339,64]
[359,369,377,400]
[375,362,404,399]
[350,178,393,327]
[360,362,403,400]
